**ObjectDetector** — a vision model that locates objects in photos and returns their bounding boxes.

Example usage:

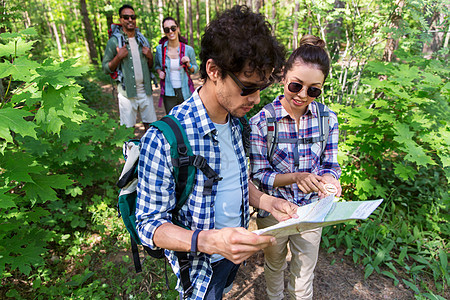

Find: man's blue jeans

[180,258,240,300]
[204,258,240,300]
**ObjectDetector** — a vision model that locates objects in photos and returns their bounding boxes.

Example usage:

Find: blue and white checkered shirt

[136,88,250,299]
[249,96,341,212]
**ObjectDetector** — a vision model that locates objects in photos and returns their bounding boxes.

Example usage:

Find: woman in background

[155,17,198,114]
[249,35,342,300]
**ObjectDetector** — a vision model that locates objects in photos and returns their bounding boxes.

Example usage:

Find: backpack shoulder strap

[162,43,167,70]
[262,102,277,164]
[110,24,124,48]
[151,115,194,219]
[314,102,330,162]
[151,116,222,218]
[150,116,221,299]
[238,116,251,156]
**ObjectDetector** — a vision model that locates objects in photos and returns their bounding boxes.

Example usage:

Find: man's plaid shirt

[249,96,341,212]
[136,89,250,299]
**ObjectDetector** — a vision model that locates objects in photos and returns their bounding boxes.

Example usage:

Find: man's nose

[247,91,261,105]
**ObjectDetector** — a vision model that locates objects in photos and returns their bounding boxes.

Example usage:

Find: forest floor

[101,75,415,299]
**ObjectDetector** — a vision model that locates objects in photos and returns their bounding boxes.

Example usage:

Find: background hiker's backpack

[107,23,158,86]
[107,23,124,81]
[117,115,230,297]
[264,101,330,168]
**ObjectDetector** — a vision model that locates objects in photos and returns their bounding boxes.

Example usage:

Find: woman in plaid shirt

[249,35,342,300]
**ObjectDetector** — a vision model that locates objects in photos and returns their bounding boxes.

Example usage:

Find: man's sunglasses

[121,15,137,20]
[287,82,322,98]
[226,71,272,96]
[163,25,177,33]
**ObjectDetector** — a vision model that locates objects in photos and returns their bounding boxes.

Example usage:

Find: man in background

[102,4,156,132]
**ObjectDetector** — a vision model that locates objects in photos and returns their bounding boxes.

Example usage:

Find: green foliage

[323,49,449,296]
[0,28,132,297]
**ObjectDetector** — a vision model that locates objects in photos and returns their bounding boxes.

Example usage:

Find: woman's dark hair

[284,35,330,81]
[118,4,134,16]
[161,17,188,44]
[200,5,285,81]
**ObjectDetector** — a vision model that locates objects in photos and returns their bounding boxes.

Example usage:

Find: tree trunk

[47,6,64,62]
[80,0,98,64]
[206,0,210,25]
[422,10,446,58]
[158,0,164,35]
[326,0,344,61]
[292,0,300,49]
[382,0,404,62]
[188,0,194,47]
[271,0,277,33]
[184,0,188,37]
[196,0,200,43]
[176,2,181,27]
[247,0,252,10]
[254,0,261,12]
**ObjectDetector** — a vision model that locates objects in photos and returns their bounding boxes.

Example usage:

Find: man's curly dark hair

[200,5,285,82]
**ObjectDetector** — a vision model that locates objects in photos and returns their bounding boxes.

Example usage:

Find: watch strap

[190,229,201,256]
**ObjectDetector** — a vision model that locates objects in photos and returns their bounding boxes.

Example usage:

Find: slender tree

[383,0,404,62]
[188,0,194,47]
[80,0,98,64]
[196,0,200,43]
[206,0,210,24]
[292,0,300,49]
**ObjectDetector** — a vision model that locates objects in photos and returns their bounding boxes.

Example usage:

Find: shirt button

[210,203,214,207]
[214,142,218,146]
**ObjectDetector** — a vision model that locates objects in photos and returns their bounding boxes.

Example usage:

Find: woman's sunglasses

[227,71,272,96]
[121,15,137,20]
[287,82,322,98]
[163,25,177,33]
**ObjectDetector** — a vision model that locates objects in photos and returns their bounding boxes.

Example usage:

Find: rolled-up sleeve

[102,37,118,74]
[154,44,163,72]
[186,46,199,74]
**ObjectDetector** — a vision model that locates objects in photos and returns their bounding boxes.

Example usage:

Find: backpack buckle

[192,155,207,169]
[176,156,191,167]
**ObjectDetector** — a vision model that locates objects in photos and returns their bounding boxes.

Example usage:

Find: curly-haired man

[136,5,296,299]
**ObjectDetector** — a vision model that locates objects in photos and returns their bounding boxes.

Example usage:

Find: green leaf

[7,56,40,81]
[22,174,73,203]
[4,239,46,276]
[364,264,375,279]
[393,163,417,181]
[438,249,448,270]
[0,107,37,142]
[381,270,398,284]
[0,191,16,209]
[0,38,36,58]
[402,279,420,294]
[1,152,44,182]
[373,249,386,267]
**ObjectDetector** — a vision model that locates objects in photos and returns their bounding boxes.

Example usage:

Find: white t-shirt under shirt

[128,37,145,95]
[211,118,243,263]
[169,58,182,89]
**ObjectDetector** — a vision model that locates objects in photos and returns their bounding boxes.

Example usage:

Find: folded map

[253,196,383,238]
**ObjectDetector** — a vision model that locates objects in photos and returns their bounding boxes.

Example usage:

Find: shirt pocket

[271,146,292,173]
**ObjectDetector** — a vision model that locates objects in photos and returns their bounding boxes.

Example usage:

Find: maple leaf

[0,108,37,142]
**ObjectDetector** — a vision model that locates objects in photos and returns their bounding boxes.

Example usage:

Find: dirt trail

[104,76,414,299]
